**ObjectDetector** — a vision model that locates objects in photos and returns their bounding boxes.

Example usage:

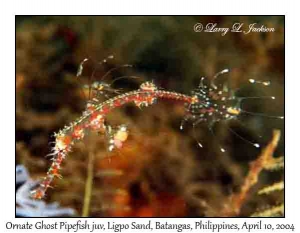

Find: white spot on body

[254,143,260,148]
[108,145,114,151]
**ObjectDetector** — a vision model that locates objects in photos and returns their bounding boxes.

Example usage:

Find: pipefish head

[188,81,240,125]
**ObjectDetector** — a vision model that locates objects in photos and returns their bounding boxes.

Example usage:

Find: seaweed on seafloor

[250,153,284,217]
[220,130,284,217]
